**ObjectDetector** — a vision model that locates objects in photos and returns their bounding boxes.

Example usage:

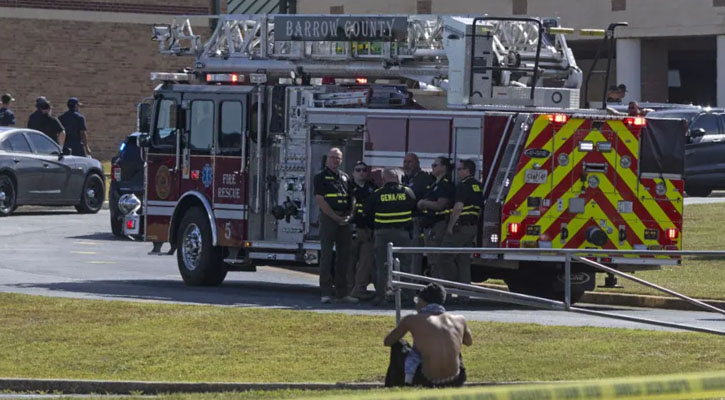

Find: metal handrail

[386,244,725,335]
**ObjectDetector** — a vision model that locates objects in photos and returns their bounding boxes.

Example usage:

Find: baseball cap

[1,93,14,103]
[617,84,628,92]
[67,97,83,108]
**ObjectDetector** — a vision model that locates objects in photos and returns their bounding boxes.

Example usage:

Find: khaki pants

[319,212,352,298]
[348,226,374,296]
[439,224,477,300]
[424,219,448,280]
[374,228,413,300]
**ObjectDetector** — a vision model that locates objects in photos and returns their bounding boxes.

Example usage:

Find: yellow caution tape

[316,370,725,400]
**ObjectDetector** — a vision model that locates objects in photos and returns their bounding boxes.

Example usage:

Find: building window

[417,0,431,14]
[330,5,343,14]
[714,0,725,6]
[513,0,527,15]
[612,0,626,11]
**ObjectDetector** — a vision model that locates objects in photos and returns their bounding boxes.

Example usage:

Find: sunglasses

[354,168,366,172]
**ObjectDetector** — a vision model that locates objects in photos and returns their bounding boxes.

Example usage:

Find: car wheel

[0,174,17,217]
[176,207,227,286]
[110,212,124,236]
[75,173,105,214]
[685,187,712,197]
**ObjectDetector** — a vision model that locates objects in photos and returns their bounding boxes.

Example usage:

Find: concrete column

[616,38,642,102]
[717,36,725,107]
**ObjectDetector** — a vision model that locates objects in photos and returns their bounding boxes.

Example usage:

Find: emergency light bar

[206,73,244,83]
[625,117,646,126]
[150,72,193,82]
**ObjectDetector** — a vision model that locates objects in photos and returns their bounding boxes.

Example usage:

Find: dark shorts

[385,340,466,388]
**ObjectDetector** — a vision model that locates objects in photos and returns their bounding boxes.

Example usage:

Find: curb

[0,378,382,395]
[481,284,725,312]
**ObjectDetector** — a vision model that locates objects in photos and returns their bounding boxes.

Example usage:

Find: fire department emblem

[202,164,213,188]
[155,165,170,200]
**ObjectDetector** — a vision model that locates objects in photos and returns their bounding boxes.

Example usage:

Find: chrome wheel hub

[182,223,202,271]
[86,189,96,199]
[0,191,5,202]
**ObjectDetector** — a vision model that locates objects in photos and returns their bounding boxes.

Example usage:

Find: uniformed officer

[313,147,358,305]
[348,161,378,300]
[33,100,66,147]
[402,153,435,277]
[27,96,48,130]
[417,156,455,280]
[0,93,16,126]
[366,167,417,306]
[59,97,92,157]
[441,159,484,304]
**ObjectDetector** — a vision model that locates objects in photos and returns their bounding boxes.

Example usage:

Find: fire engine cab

[125,14,687,302]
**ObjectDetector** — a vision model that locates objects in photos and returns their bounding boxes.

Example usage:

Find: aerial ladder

[151,14,599,108]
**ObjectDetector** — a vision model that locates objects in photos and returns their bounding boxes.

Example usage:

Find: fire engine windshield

[153,99,177,147]
[639,118,687,176]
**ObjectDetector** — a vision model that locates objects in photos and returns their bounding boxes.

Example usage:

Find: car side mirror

[62,147,71,156]
[138,134,151,148]
[689,128,706,137]
[137,103,152,134]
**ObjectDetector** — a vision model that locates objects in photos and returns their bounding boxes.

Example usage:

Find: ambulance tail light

[666,228,679,240]
[508,223,521,235]
[547,114,568,124]
[625,117,646,127]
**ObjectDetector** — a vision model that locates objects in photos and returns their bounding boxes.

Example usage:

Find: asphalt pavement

[0,207,724,334]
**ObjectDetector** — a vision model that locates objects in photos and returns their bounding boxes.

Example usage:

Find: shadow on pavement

[8,279,532,312]
[67,232,130,242]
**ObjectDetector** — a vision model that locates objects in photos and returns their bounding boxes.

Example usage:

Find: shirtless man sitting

[383,283,472,387]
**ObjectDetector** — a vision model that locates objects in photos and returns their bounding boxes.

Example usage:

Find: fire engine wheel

[75,173,105,214]
[0,174,17,217]
[176,207,227,286]
[504,276,586,304]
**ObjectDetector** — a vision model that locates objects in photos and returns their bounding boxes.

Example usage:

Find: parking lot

[1,207,724,333]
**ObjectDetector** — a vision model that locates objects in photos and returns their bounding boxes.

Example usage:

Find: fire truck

[123,14,686,302]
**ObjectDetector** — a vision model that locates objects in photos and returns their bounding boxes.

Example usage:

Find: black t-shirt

[27,110,43,130]
[58,111,87,146]
[365,182,417,230]
[35,115,65,144]
[0,107,15,126]
[455,176,484,225]
[313,167,353,213]
[403,169,435,201]
[421,177,455,227]
[351,180,378,228]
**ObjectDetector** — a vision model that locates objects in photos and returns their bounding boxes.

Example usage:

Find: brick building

[0,0,215,160]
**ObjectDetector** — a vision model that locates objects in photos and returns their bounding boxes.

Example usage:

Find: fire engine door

[179,93,216,224]
[213,95,248,247]
[145,92,182,243]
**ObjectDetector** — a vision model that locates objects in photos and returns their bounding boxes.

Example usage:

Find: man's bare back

[384,311,472,381]
[406,313,471,380]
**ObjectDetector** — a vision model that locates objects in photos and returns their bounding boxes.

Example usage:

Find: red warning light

[547,114,568,124]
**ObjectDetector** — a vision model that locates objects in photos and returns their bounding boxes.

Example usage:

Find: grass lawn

[0,293,723,385]
[593,203,725,300]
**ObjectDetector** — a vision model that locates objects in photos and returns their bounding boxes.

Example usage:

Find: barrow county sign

[274,16,408,42]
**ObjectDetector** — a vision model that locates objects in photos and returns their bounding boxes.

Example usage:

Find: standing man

[417,157,454,279]
[440,159,484,304]
[402,153,435,277]
[349,161,378,300]
[27,96,48,130]
[314,147,358,305]
[34,100,65,147]
[367,167,417,306]
[0,94,16,126]
[59,97,92,157]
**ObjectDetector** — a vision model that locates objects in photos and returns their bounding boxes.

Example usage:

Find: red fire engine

[122,14,686,302]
